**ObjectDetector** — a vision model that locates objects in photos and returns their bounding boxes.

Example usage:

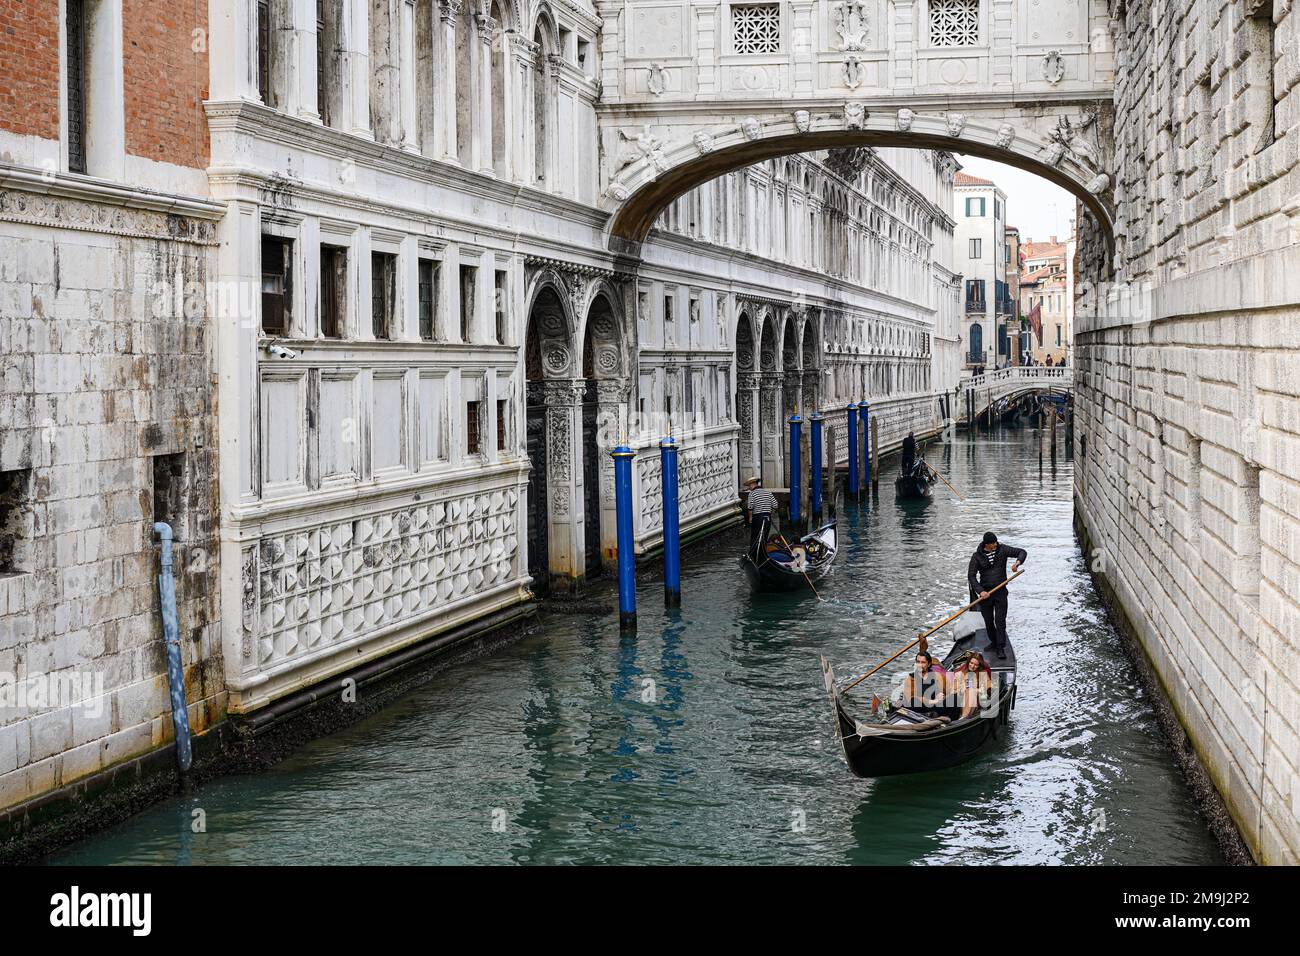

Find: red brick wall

[123,0,209,168]
[0,0,60,140]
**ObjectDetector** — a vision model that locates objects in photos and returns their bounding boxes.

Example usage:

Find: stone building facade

[0,0,223,814]
[953,170,1011,373]
[1074,0,1300,863]
[1,0,959,819]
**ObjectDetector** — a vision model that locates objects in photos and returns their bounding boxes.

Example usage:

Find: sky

[955,154,1077,245]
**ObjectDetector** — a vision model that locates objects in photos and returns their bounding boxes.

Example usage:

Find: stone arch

[735,309,759,484]
[603,112,1114,250]
[523,275,582,596]
[578,287,629,579]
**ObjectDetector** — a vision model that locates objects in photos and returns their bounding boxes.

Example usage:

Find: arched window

[969,322,983,362]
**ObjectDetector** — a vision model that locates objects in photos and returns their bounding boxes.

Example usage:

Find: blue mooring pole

[612,445,637,631]
[810,412,823,522]
[860,401,871,487]
[660,437,681,608]
[788,413,802,528]
[846,403,859,495]
[153,523,192,774]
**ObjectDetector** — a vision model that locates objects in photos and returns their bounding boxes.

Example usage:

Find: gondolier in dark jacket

[901,431,917,475]
[967,532,1026,659]
[744,476,777,560]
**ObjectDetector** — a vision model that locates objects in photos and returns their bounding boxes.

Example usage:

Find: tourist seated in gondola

[897,652,949,716]
[951,652,994,719]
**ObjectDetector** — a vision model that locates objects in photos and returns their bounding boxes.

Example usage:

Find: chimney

[1050,235,1057,244]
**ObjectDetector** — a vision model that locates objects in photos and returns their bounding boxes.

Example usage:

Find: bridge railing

[966,366,1072,391]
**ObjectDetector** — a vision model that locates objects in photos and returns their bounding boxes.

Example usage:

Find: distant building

[1019,235,1073,365]
[952,171,1012,374]
[1005,226,1024,365]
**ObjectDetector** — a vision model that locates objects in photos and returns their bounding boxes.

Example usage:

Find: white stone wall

[1075,0,1300,863]
[0,176,225,813]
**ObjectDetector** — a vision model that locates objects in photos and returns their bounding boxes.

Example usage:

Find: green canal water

[52,427,1222,865]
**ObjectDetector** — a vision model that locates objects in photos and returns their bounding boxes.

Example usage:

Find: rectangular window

[261,236,294,335]
[65,0,87,174]
[0,468,33,576]
[494,269,508,345]
[257,0,272,105]
[1056,324,1062,347]
[929,0,979,48]
[370,251,396,339]
[732,3,781,55]
[969,238,982,258]
[459,264,477,342]
[965,197,985,217]
[576,37,592,75]
[466,400,482,455]
[320,244,346,338]
[497,399,509,452]
[418,258,438,341]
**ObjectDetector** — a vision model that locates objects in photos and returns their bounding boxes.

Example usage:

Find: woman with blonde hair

[951,651,994,719]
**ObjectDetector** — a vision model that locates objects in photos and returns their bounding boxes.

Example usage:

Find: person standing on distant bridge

[967,532,1026,660]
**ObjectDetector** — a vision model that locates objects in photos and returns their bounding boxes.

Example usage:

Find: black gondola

[821,612,1017,777]
[895,459,936,500]
[741,520,837,593]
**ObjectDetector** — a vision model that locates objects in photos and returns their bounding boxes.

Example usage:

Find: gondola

[741,520,837,593]
[820,611,1017,777]
[894,459,936,500]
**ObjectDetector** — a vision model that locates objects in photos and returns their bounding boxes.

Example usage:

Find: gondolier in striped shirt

[743,476,777,560]
[967,532,1026,659]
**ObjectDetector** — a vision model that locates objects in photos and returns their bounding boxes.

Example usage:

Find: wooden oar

[776,533,822,600]
[928,463,966,502]
[841,569,1024,694]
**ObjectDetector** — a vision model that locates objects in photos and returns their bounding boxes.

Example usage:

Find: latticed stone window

[732,3,781,55]
[929,0,979,47]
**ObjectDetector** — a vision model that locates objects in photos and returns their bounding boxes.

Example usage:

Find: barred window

[732,4,781,55]
[929,0,979,47]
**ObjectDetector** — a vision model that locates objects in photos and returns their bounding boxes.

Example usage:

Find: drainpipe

[153,523,193,775]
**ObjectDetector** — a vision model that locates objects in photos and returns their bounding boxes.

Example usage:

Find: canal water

[53,426,1222,865]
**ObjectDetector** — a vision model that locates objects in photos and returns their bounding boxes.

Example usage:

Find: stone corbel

[438,0,461,23]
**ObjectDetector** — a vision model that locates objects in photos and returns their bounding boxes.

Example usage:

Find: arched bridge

[963,365,1073,421]
[594,0,1117,248]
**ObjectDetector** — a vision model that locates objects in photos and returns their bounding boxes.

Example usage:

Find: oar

[776,534,822,600]
[840,569,1024,694]
[928,463,966,502]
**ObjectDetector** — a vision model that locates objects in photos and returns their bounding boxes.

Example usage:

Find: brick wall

[1075,0,1300,864]
[0,192,223,812]
[123,0,209,168]
[0,0,59,141]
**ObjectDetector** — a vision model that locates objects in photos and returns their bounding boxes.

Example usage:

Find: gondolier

[967,532,1026,659]
[743,476,777,559]
[901,431,917,474]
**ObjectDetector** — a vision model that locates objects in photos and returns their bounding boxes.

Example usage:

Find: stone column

[400,0,420,150]
[436,0,459,161]
[512,37,538,185]
[892,0,917,91]
[542,378,587,592]
[790,1,815,96]
[595,379,629,571]
[760,373,784,489]
[348,0,373,138]
[737,372,760,480]
[209,0,259,101]
[293,0,320,120]
[475,13,496,173]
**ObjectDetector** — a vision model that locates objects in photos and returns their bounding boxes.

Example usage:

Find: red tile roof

[954,171,996,186]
